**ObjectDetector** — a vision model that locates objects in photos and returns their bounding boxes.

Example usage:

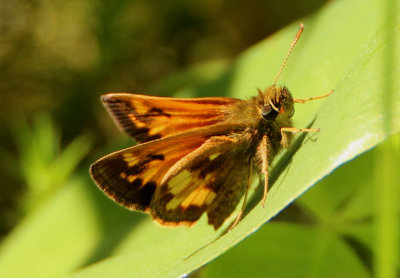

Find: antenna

[273,23,304,86]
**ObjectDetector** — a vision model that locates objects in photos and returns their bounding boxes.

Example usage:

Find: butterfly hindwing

[101,93,241,143]
[151,140,251,229]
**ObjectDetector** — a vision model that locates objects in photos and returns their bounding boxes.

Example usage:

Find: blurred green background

[0,1,399,278]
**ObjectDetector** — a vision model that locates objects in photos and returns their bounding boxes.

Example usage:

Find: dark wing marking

[101,93,241,143]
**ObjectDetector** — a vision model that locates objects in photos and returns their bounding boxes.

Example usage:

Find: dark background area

[0,0,330,238]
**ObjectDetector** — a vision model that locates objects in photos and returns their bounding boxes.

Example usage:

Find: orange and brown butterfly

[90,23,332,230]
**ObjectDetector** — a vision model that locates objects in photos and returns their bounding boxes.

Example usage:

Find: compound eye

[262,105,272,119]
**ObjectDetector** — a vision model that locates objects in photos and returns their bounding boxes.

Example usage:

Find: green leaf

[0,0,398,277]
[68,0,399,276]
[0,178,100,278]
[202,223,369,278]
[11,114,91,212]
[0,175,144,278]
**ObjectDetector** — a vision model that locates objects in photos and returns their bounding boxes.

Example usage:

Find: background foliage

[0,0,398,277]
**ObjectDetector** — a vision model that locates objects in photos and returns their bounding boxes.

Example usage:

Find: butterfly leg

[260,126,319,209]
[280,127,320,147]
[281,127,320,135]
[229,159,253,231]
[293,89,333,103]
[260,135,269,208]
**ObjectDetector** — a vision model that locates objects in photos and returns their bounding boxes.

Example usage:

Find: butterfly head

[257,85,295,122]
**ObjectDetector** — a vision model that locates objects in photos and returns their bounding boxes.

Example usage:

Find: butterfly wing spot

[118,173,136,184]
[120,153,165,184]
[209,153,220,161]
[165,171,199,210]
[139,165,159,185]
[128,108,171,130]
[128,114,147,128]
[122,152,133,158]
[165,170,215,210]
[122,152,138,165]
[168,170,192,195]
[147,125,167,138]
[119,170,141,184]
[180,187,216,209]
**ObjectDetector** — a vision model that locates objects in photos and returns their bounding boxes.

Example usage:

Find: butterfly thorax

[223,85,294,165]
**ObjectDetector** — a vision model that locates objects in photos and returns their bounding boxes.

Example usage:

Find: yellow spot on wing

[169,170,192,194]
[166,198,181,210]
[141,166,158,185]
[209,153,220,160]
[148,125,166,136]
[166,171,216,210]
[120,172,136,183]
[181,187,216,208]
[166,170,193,210]
[128,114,147,128]
[127,175,136,183]
[122,153,138,165]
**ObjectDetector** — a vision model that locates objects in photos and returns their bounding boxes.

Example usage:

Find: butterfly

[90,23,332,230]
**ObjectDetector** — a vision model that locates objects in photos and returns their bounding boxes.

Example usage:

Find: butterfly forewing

[101,93,241,143]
